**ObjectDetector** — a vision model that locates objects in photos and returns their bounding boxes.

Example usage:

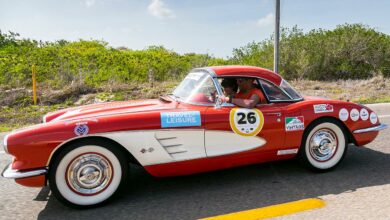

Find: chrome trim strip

[203,67,218,78]
[268,99,303,103]
[277,148,299,155]
[202,67,223,98]
[353,124,388,134]
[211,76,224,98]
[1,163,47,179]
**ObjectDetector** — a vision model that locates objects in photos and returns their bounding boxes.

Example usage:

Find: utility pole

[32,64,37,105]
[274,0,280,73]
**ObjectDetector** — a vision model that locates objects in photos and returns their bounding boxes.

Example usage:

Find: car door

[204,103,286,157]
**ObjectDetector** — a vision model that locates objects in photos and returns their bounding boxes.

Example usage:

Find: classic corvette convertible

[1,65,387,207]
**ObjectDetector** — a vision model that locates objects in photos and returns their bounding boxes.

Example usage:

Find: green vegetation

[1,23,390,131]
[2,24,390,90]
[0,31,228,89]
[0,81,177,131]
[0,104,71,131]
[231,24,390,80]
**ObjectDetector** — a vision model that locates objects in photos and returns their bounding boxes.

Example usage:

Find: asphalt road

[0,106,389,220]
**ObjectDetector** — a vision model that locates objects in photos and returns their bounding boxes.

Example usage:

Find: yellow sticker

[229,108,264,136]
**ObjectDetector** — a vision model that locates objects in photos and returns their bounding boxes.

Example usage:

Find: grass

[292,75,390,103]
[0,104,72,131]
[1,77,389,132]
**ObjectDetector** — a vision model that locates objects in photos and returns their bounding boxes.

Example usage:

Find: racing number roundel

[229,108,264,136]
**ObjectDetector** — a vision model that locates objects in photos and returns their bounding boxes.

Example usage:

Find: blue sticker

[161,111,201,128]
[74,124,89,136]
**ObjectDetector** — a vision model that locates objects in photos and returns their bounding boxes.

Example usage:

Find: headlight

[3,134,9,154]
[42,114,47,123]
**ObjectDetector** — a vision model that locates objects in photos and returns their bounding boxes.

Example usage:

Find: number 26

[237,112,256,124]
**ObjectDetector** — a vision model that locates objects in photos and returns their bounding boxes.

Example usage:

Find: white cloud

[85,0,96,8]
[147,0,175,19]
[257,13,274,27]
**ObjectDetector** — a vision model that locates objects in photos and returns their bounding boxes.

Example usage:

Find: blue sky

[1,0,390,58]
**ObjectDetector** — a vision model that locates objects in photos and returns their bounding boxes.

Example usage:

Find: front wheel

[299,119,348,171]
[49,139,128,208]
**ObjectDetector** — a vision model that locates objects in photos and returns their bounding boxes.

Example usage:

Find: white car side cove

[100,129,267,166]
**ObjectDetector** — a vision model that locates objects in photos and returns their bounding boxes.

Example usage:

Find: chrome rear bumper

[1,163,47,179]
[353,124,388,134]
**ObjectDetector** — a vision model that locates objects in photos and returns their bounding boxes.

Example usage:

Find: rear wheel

[49,139,128,208]
[299,119,348,171]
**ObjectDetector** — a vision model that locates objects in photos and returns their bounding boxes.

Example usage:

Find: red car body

[1,65,386,206]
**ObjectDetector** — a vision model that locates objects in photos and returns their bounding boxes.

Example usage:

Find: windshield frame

[172,69,223,106]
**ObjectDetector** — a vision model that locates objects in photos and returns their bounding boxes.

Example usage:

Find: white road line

[379,115,390,118]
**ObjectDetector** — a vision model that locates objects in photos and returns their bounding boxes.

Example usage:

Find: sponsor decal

[74,123,89,136]
[360,108,369,121]
[339,108,349,121]
[229,108,264,136]
[285,116,305,131]
[350,108,360,121]
[313,104,334,113]
[370,112,378,124]
[161,111,201,128]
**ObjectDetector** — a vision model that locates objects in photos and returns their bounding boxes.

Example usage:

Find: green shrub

[2,24,390,89]
[232,24,390,80]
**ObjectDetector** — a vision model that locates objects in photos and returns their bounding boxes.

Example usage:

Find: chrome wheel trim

[66,153,113,195]
[55,145,123,206]
[309,129,338,162]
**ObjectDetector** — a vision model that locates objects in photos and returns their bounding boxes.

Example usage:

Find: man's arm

[231,94,260,108]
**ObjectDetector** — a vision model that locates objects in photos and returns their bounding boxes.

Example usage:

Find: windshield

[280,79,303,100]
[172,71,218,105]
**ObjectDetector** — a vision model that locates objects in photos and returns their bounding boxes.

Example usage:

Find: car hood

[45,99,176,122]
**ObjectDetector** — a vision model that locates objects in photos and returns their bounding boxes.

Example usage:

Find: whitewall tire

[299,119,348,171]
[49,139,128,208]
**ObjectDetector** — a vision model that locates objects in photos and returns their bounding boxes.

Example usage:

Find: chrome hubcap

[309,129,338,161]
[67,153,112,195]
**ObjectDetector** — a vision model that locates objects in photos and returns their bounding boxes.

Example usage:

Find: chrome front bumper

[1,163,47,179]
[353,123,388,134]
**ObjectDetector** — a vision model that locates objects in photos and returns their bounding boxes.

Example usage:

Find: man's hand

[216,95,230,103]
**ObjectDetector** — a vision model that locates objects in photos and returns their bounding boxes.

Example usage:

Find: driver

[221,77,266,108]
